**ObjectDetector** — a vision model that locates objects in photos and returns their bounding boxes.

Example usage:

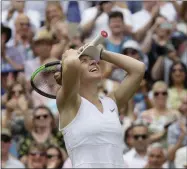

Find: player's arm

[56,49,81,111]
[101,50,145,108]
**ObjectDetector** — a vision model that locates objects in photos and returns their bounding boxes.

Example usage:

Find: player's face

[79,55,102,82]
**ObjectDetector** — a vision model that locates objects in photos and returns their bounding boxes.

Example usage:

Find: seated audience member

[1,0,41,33]
[141,81,180,146]
[26,143,47,169]
[80,1,133,41]
[104,11,132,53]
[24,29,54,81]
[14,14,35,61]
[1,128,25,168]
[1,24,24,73]
[167,95,187,167]
[18,106,66,163]
[144,142,168,168]
[123,120,150,168]
[174,145,187,169]
[2,82,30,129]
[42,1,65,32]
[46,145,65,169]
[167,61,187,110]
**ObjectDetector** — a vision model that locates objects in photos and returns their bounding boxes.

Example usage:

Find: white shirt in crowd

[80,5,133,41]
[174,146,187,168]
[123,148,147,168]
[3,155,25,168]
[132,2,177,32]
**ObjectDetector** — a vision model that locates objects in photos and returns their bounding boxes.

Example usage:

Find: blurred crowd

[1,1,187,169]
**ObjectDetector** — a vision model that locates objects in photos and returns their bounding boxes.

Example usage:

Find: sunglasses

[30,152,46,157]
[154,91,168,97]
[20,22,30,27]
[172,68,184,73]
[34,114,49,120]
[12,90,23,95]
[1,135,11,143]
[123,49,138,55]
[47,154,60,159]
[133,134,148,140]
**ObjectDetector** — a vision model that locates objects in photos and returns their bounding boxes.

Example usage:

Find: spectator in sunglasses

[26,143,47,169]
[18,106,66,164]
[167,61,187,110]
[141,81,179,146]
[2,82,30,128]
[123,120,150,168]
[46,145,65,169]
[1,128,25,168]
[144,142,168,168]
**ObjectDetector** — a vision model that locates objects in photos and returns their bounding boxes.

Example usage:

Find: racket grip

[90,30,108,46]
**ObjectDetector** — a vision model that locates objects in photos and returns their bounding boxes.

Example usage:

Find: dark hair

[180,1,187,21]
[7,82,26,100]
[108,11,124,22]
[47,145,64,169]
[168,61,187,88]
[124,125,133,147]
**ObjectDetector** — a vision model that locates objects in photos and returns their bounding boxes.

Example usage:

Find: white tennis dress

[59,96,125,168]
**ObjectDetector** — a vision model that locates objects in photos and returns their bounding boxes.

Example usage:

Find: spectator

[26,143,47,169]
[14,14,34,61]
[46,145,65,169]
[144,142,168,168]
[123,120,149,168]
[174,145,187,168]
[18,106,66,163]
[132,1,159,38]
[80,1,133,41]
[1,128,25,168]
[2,0,41,46]
[104,11,132,53]
[1,24,24,73]
[43,1,65,32]
[167,95,187,167]
[2,82,30,128]
[24,29,53,81]
[141,81,179,146]
[167,62,187,110]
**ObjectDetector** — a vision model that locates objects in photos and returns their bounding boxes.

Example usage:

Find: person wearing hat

[24,29,54,81]
[1,128,25,168]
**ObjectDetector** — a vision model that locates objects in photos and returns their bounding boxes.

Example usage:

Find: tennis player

[54,44,145,168]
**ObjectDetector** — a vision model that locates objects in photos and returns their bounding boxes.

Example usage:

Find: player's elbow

[135,62,146,77]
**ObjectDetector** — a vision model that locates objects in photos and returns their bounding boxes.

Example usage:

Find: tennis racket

[30,31,108,99]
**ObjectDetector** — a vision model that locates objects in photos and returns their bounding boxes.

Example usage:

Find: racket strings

[32,64,61,98]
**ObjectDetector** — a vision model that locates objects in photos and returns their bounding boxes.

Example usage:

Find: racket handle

[90,30,108,46]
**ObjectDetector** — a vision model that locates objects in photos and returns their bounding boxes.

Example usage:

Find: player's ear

[54,72,62,85]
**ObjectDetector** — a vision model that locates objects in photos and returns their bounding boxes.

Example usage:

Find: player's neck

[80,84,99,103]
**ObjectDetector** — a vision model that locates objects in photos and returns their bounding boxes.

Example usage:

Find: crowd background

[1,1,187,168]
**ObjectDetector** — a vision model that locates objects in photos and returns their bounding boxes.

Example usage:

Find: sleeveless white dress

[59,96,125,168]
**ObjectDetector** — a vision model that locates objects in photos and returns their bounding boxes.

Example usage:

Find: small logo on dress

[110,108,115,112]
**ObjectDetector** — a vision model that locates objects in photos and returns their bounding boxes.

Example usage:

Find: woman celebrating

[54,44,145,168]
